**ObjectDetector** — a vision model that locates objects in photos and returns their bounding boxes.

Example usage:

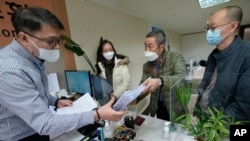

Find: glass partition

[169,76,198,131]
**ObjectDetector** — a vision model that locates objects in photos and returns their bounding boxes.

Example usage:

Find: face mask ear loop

[27,36,39,55]
[219,22,233,37]
[224,22,235,39]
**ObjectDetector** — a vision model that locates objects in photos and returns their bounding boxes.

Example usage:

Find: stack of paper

[113,84,146,111]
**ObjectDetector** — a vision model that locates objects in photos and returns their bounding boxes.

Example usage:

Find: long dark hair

[95,38,126,75]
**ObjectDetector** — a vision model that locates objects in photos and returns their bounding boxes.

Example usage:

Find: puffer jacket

[97,57,131,98]
[198,36,250,121]
[137,50,187,117]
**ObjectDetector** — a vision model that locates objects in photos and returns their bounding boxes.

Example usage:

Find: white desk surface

[52,112,195,141]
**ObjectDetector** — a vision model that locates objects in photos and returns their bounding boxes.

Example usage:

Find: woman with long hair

[95,39,131,98]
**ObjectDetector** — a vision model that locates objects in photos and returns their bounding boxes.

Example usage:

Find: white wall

[166,29,182,53]
[65,0,182,89]
[182,32,214,64]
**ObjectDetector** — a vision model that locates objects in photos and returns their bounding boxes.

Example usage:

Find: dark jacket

[198,36,250,121]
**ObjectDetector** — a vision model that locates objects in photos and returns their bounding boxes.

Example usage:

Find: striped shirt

[0,40,94,140]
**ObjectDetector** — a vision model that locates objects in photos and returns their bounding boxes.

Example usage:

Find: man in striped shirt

[0,7,126,141]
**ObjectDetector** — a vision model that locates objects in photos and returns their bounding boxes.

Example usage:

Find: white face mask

[30,39,60,62]
[144,51,158,61]
[103,51,114,60]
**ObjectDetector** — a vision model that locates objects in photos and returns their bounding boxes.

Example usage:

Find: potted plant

[175,107,242,141]
[174,82,242,141]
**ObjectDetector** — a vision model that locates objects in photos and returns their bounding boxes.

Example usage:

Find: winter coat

[137,51,187,117]
[97,57,131,98]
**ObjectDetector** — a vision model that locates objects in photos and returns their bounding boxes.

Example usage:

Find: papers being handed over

[56,93,98,115]
[113,84,146,111]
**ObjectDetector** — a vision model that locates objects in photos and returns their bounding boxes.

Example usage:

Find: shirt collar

[11,39,45,71]
[151,50,165,66]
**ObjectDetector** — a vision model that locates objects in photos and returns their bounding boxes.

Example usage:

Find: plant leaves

[203,122,213,128]
[61,35,79,46]
[209,130,216,141]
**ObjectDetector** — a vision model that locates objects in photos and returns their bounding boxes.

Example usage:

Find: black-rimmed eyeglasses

[20,29,63,49]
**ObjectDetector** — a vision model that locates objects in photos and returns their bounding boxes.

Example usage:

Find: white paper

[113,84,146,111]
[56,93,98,115]
[57,89,70,98]
[47,73,60,93]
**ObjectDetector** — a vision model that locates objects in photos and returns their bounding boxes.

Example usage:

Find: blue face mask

[206,29,223,45]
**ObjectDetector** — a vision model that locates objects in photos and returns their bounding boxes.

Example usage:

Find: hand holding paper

[56,93,97,115]
[113,84,146,111]
[142,77,161,94]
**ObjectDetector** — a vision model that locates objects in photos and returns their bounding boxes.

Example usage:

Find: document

[113,84,146,111]
[56,93,98,115]
[47,73,60,93]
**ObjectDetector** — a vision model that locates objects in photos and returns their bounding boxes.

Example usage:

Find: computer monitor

[64,70,93,96]
[90,74,113,106]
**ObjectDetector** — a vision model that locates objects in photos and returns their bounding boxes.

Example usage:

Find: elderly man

[137,30,187,120]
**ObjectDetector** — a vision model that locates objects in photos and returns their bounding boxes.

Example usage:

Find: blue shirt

[0,40,94,140]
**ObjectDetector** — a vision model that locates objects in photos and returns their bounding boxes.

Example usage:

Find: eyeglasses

[20,30,63,49]
[204,22,233,32]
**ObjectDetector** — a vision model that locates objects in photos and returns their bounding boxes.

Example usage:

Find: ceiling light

[199,0,230,8]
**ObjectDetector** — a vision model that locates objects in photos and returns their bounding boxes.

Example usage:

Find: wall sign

[0,0,53,47]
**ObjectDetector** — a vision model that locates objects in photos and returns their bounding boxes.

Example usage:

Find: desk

[52,112,195,141]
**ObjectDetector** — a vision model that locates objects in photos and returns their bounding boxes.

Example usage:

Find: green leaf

[61,35,79,46]
[218,126,229,134]
[209,130,216,141]
[208,107,215,118]
[174,82,193,114]
[203,122,213,128]
[174,114,187,122]
[61,35,96,73]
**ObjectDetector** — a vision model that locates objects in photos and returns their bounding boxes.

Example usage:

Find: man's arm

[0,69,95,135]
[160,52,187,90]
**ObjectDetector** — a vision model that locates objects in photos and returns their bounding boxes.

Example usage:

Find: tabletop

[51,112,195,141]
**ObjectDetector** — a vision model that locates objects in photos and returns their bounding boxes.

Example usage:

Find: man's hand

[142,78,160,94]
[57,99,73,108]
[96,96,127,121]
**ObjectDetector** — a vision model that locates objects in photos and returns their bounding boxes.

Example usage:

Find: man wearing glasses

[198,6,250,122]
[0,7,126,141]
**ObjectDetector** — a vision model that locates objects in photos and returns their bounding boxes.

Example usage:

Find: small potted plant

[174,82,243,141]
